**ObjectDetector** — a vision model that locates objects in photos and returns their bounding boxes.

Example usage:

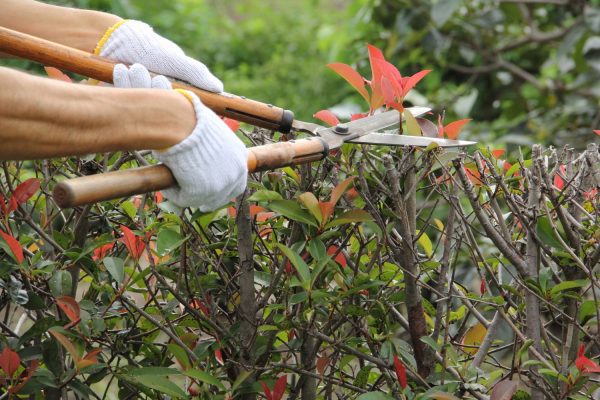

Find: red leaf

[190,298,210,316]
[351,113,368,121]
[0,193,6,217]
[250,205,267,217]
[417,117,438,138]
[554,165,566,190]
[273,375,287,400]
[375,58,403,98]
[84,348,102,363]
[8,359,38,394]
[331,177,355,207]
[437,114,444,138]
[223,117,240,132]
[155,191,164,204]
[119,226,146,260]
[393,355,408,389]
[491,149,506,159]
[480,279,486,295]
[576,344,600,373]
[400,70,431,97]
[0,347,21,377]
[92,243,113,261]
[367,44,386,110]
[214,348,224,366]
[256,211,275,223]
[327,246,347,268]
[381,76,397,109]
[44,66,72,82]
[288,328,296,341]
[316,357,330,376]
[260,381,273,400]
[319,201,335,225]
[593,130,600,136]
[444,119,471,140]
[56,296,81,324]
[327,63,370,105]
[0,230,24,264]
[584,188,598,201]
[12,178,41,206]
[313,110,340,127]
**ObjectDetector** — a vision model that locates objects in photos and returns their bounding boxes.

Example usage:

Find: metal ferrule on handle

[52,138,328,208]
[0,26,294,133]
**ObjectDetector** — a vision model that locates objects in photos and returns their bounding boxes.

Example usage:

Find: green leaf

[49,270,72,297]
[356,392,395,400]
[290,291,309,305]
[120,200,137,220]
[308,238,326,262]
[277,244,311,285]
[167,344,190,371]
[325,209,373,228]
[184,369,225,390]
[404,108,422,136]
[537,216,564,249]
[298,192,323,224]
[420,335,441,352]
[248,190,283,202]
[231,370,253,392]
[156,228,182,256]
[122,375,186,399]
[128,367,181,376]
[267,200,319,227]
[417,231,433,257]
[103,257,124,285]
[579,300,598,323]
[550,279,587,295]
[431,0,460,26]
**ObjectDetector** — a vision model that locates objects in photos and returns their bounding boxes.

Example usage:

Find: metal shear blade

[291,107,474,148]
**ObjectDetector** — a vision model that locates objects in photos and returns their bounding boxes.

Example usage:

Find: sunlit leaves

[327,44,430,114]
[313,110,340,126]
[441,119,471,139]
[327,63,370,104]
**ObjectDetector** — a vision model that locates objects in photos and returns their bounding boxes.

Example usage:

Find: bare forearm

[0,67,194,160]
[0,0,120,52]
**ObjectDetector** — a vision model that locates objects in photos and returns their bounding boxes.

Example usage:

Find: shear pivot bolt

[334,124,349,134]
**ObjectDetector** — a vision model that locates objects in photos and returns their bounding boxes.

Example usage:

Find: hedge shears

[0,27,475,208]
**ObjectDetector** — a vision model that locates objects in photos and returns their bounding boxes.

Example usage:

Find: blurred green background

[6,0,600,148]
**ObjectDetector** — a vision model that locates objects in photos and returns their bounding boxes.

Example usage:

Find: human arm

[0,66,194,160]
[0,0,120,53]
[0,0,222,92]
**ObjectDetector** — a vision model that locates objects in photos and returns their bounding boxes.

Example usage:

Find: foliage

[1,1,600,400]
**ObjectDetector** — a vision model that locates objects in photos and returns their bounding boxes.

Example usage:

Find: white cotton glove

[98,20,223,92]
[113,63,172,89]
[112,64,249,211]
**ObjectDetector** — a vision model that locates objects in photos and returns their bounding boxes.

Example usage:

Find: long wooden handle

[0,27,294,132]
[53,138,328,208]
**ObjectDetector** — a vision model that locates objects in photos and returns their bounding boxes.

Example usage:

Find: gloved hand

[98,20,223,92]
[113,64,248,211]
